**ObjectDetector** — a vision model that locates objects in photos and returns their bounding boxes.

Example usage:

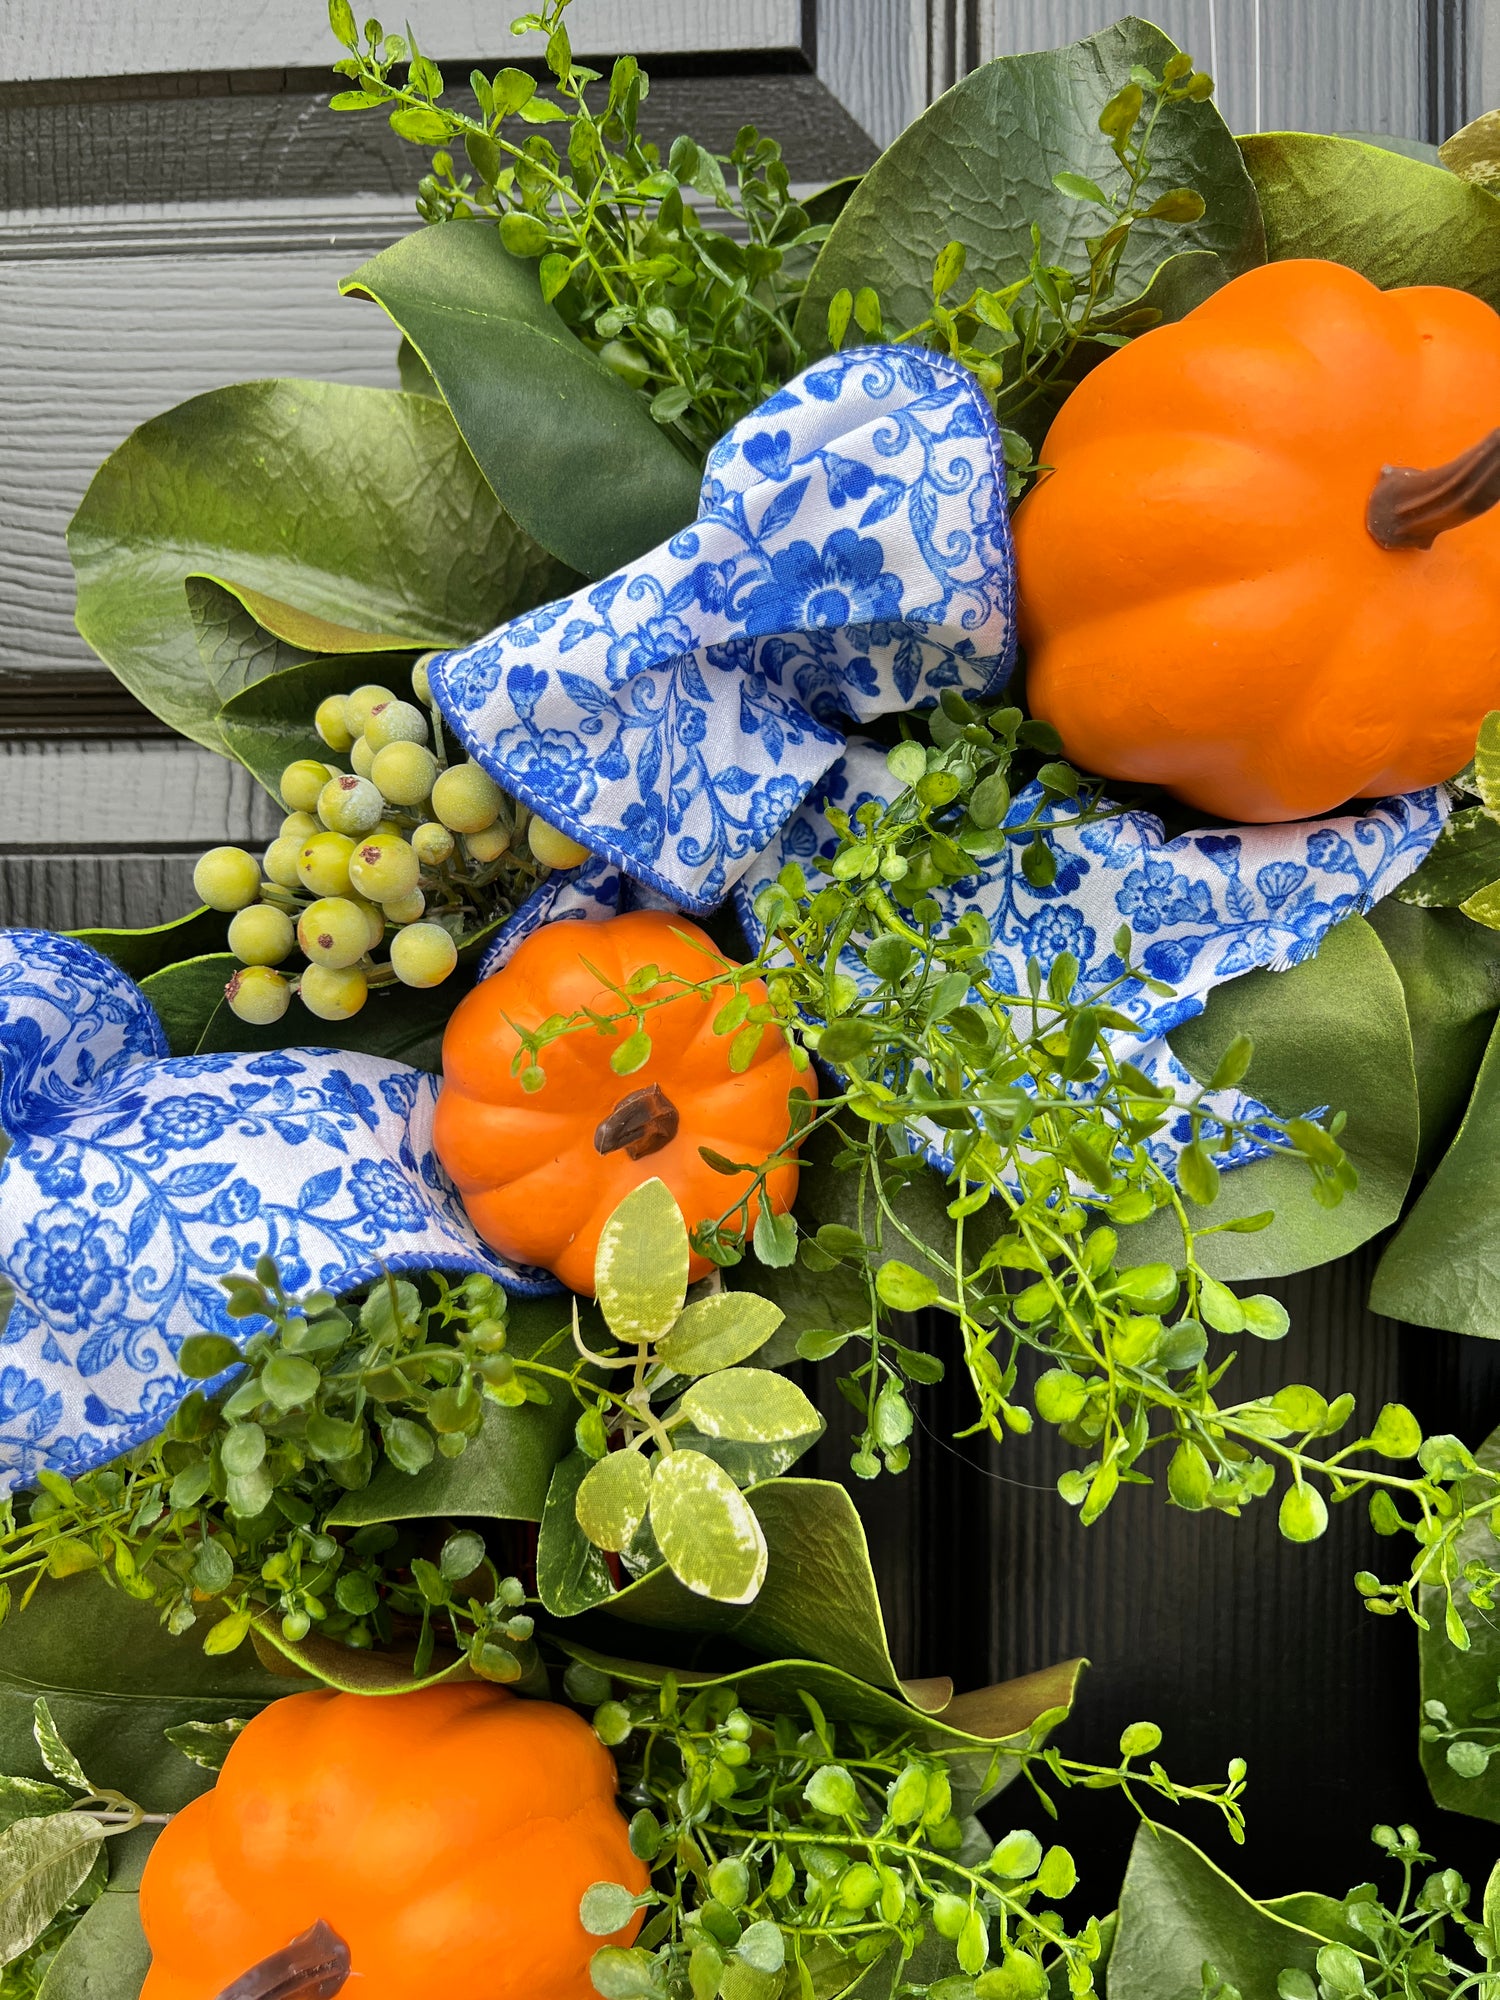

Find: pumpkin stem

[1367,427,1500,550]
[595,1084,680,1160]
[215,1919,351,2000]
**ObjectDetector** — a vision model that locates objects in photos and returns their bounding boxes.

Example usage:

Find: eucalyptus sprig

[326,0,821,451]
[572,1662,1246,2000]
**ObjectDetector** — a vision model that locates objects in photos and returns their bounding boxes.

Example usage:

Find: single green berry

[299,963,368,1021]
[280,759,335,813]
[193,846,262,912]
[412,652,438,702]
[263,836,304,891]
[464,825,512,864]
[389,922,458,988]
[371,741,439,807]
[382,887,426,924]
[348,832,421,904]
[365,699,429,750]
[345,683,398,736]
[411,821,455,867]
[431,761,503,833]
[297,897,371,970]
[529,816,592,869]
[351,736,376,780]
[228,904,295,966]
[225,964,290,1025]
[296,831,356,898]
[317,772,385,836]
[314,695,353,752]
[280,810,320,843]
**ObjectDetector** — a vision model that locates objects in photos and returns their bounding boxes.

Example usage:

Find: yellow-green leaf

[594,1180,689,1344]
[575,1451,653,1554]
[650,1452,768,1604]
[657,1294,784,1377]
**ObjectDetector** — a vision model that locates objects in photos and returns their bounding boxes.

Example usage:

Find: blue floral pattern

[733,741,1449,1174]
[430,346,1016,913]
[0,932,556,1492]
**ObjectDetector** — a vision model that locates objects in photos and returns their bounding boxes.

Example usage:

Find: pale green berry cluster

[196,656,593,1026]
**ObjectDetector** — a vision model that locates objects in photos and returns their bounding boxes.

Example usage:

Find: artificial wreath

[4,2,1500,1993]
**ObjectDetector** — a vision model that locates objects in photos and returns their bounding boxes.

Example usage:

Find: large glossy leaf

[795,17,1263,360]
[185,577,311,698]
[560,1640,1084,1811]
[1241,131,1500,306]
[1368,900,1500,1172]
[0,1575,304,1812]
[1121,915,1419,1279]
[604,1478,936,1704]
[327,1294,583,1529]
[1418,1422,1500,1820]
[342,224,702,577]
[249,1619,473,1695]
[35,1828,154,2000]
[69,380,570,750]
[66,907,229,984]
[1107,1824,1357,2000]
[1372,1012,1500,1337]
[138,955,239,1059]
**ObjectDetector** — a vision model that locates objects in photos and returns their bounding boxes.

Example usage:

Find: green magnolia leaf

[649,1451,768,1604]
[1123,914,1418,1278]
[1418,1424,1500,1820]
[655,1293,784,1376]
[341,223,702,577]
[537,1449,617,1617]
[560,1643,1085,1818]
[69,380,571,750]
[218,653,423,804]
[795,18,1262,363]
[680,1369,822,1446]
[605,1478,924,1700]
[1107,1823,1357,2000]
[327,1296,584,1527]
[1369,901,1500,1172]
[596,1180,690,1345]
[1241,132,1500,308]
[33,1856,152,2000]
[0,1814,105,1965]
[66,907,229,985]
[185,576,312,704]
[1372,1011,1500,1337]
[0,1574,303,1812]
[576,1450,655,1554]
[1396,808,1500,910]
[138,956,240,1059]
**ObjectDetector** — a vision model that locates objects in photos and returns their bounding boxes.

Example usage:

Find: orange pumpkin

[138,1683,645,2000]
[434,911,801,1292]
[1015,257,1500,822]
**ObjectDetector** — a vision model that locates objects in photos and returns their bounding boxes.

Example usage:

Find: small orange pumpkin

[1015,257,1500,822]
[138,1682,645,2000]
[433,911,801,1292]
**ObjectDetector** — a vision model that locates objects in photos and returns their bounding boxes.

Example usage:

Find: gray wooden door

[5,0,1499,1900]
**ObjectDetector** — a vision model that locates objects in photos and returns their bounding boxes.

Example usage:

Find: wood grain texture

[817,0,928,150]
[5,1,804,84]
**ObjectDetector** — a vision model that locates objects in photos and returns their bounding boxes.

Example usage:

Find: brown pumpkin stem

[1367,427,1500,550]
[595,1084,679,1160]
[215,1920,352,2000]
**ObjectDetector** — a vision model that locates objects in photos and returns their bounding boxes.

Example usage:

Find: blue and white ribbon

[0,932,531,1489]
[430,347,1016,913]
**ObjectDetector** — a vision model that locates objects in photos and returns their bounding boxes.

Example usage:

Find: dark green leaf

[1369,900,1500,1172]
[537,1449,616,1617]
[138,956,239,1059]
[1396,807,1500,910]
[69,380,570,749]
[1123,916,1418,1278]
[1107,1824,1358,2000]
[1241,131,1500,308]
[1372,1011,1500,1337]
[795,19,1262,358]
[65,906,229,985]
[341,223,702,577]
[35,1866,152,2000]
[218,653,420,803]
